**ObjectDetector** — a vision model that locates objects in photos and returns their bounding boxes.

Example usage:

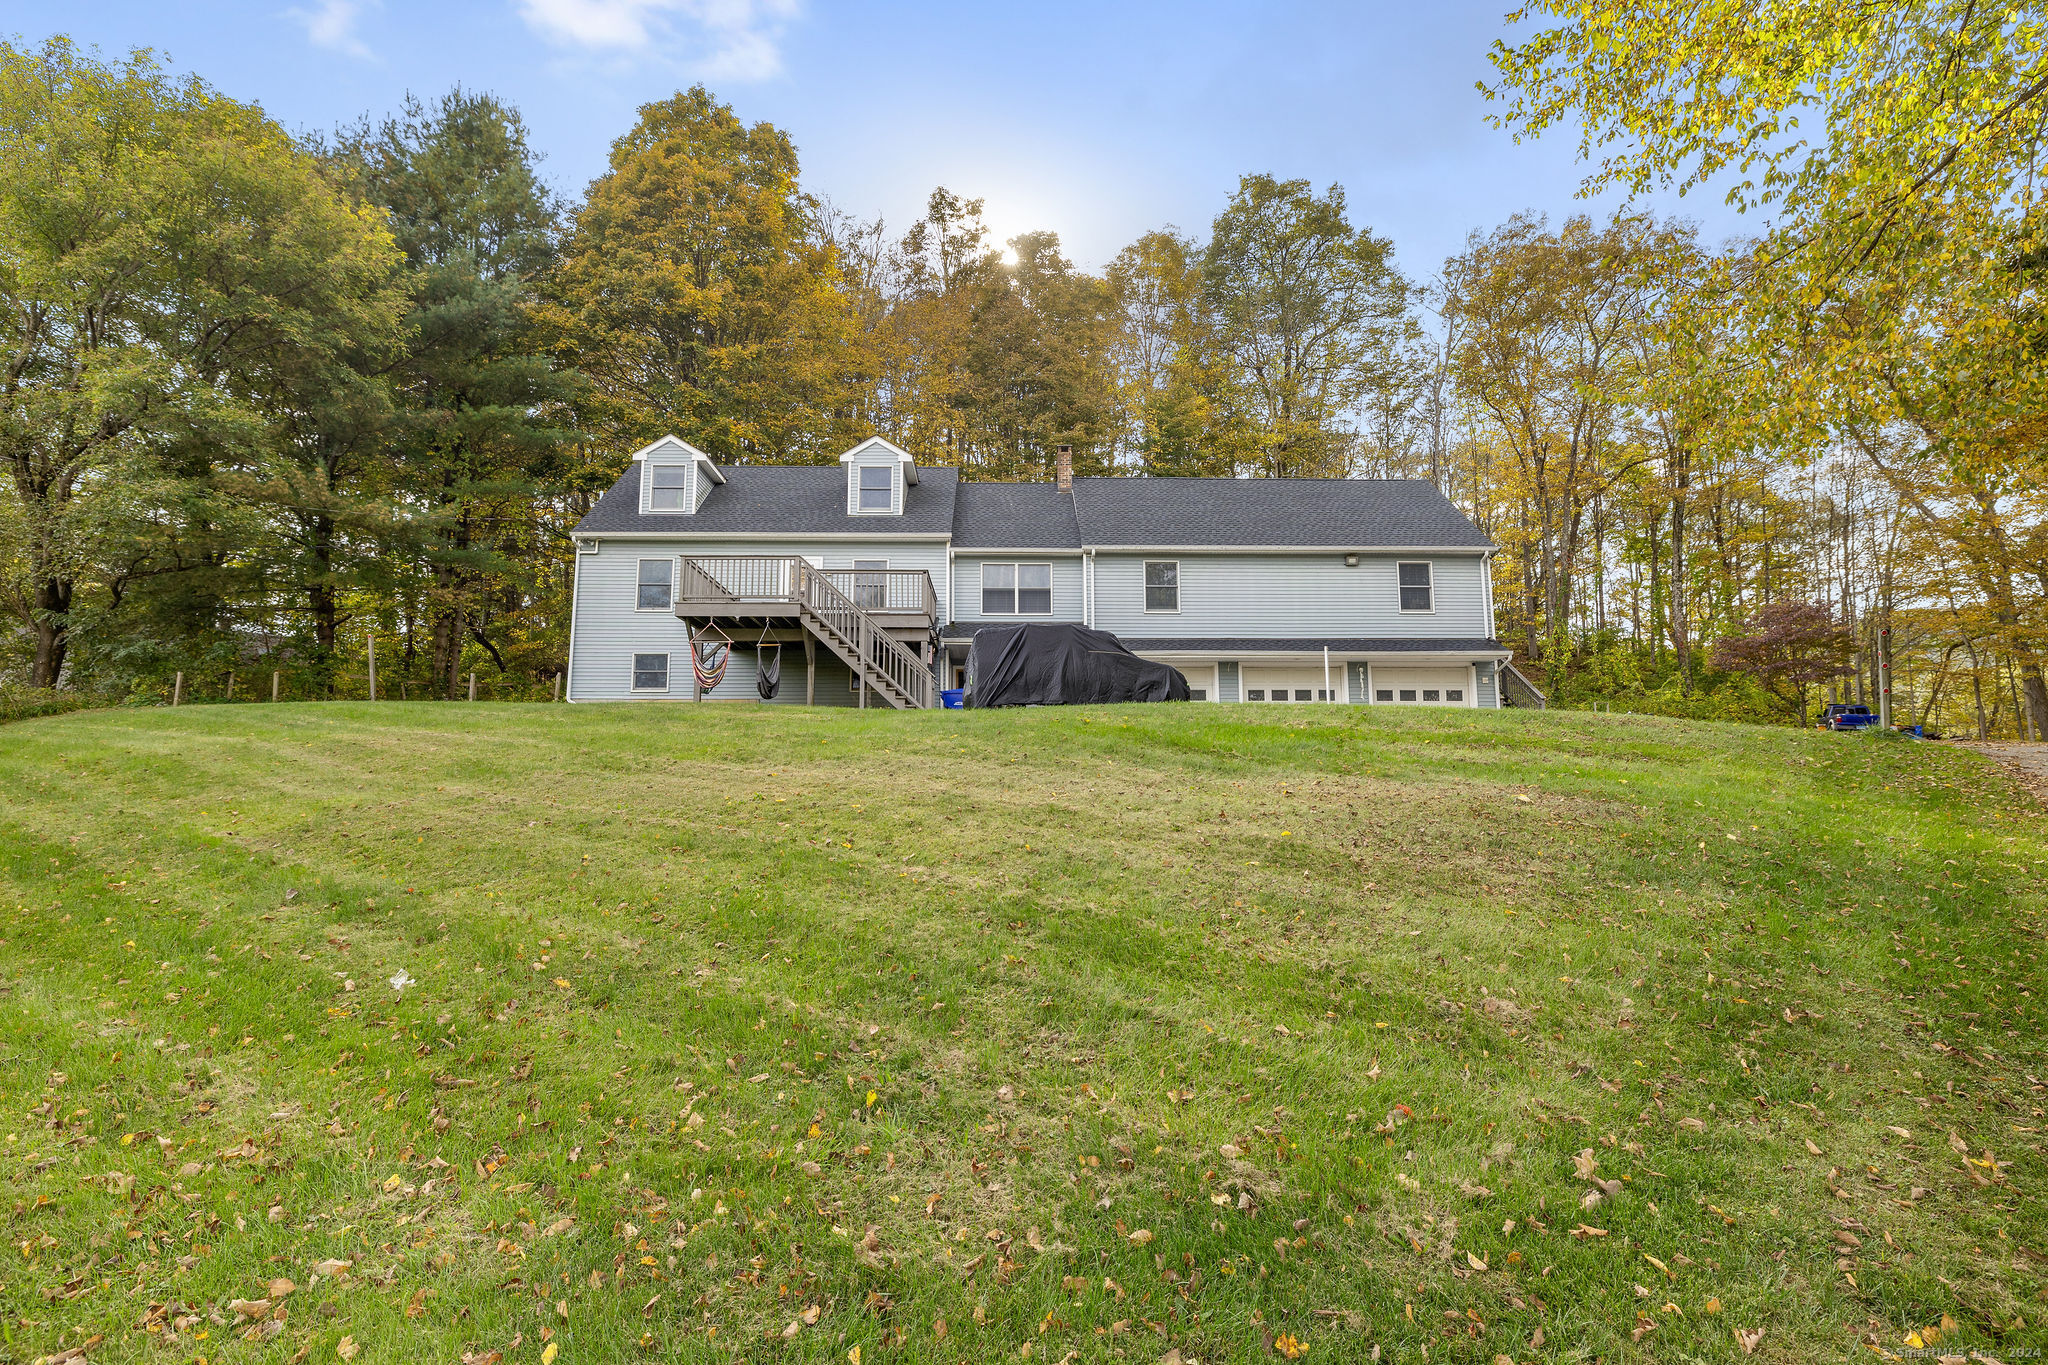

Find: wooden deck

[671,556,937,708]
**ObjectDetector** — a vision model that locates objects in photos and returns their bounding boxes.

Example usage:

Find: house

[565,435,1512,709]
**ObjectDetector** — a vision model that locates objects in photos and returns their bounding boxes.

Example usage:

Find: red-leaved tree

[1709,602,1856,726]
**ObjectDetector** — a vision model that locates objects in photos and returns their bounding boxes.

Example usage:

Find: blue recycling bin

[940,688,964,709]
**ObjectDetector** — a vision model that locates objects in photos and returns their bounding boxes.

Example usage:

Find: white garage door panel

[1372,666,1470,705]
[1243,667,1339,703]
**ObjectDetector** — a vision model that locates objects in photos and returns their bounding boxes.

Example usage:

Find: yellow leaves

[1128,1228,1154,1244]
[552,978,571,990]
[337,1336,361,1361]
[865,1090,878,1109]
[1905,1314,1958,1349]
[847,1348,862,1365]
[541,1342,558,1365]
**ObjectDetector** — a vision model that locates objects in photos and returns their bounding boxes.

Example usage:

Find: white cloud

[516,0,799,81]
[289,0,377,59]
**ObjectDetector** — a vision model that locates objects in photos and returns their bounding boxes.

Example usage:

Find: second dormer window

[857,465,893,512]
[648,464,688,511]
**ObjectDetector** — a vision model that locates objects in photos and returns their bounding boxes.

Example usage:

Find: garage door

[1371,665,1470,705]
[1243,666,1340,703]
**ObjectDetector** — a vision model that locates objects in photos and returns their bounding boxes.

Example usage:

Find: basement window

[631,653,670,692]
[1447,688,1464,702]
[1376,689,1393,702]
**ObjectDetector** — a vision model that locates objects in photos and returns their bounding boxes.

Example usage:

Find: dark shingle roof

[1068,477,1491,548]
[952,482,1081,548]
[574,463,959,537]
[574,460,1490,550]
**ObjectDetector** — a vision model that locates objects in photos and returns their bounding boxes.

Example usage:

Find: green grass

[1,703,2043,1364]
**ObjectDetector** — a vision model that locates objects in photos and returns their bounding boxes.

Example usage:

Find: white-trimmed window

[1398,561,1433,612]
[631,653,670,692]
[857,465,893,512]
[982,563,1052,615]
[648,464,689,511]
[637,558,673,611]
[1144,560,1179,613]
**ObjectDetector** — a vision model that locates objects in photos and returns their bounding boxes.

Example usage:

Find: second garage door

[1242,666,1339,703]
[1371,665,1471,705]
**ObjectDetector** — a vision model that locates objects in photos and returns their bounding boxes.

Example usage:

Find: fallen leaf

[337,1337,361,1361]
[1734,1326,1764,1354]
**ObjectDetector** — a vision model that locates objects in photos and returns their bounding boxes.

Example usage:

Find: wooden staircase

[675,556,936,709]
[793,568,933,709]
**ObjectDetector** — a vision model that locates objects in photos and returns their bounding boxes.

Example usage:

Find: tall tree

[0,38,403,688]
[331,88,573,697]
[545,85,855,465]
[1201,175,1414,477]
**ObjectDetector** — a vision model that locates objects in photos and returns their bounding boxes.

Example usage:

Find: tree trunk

[29,572,73,688]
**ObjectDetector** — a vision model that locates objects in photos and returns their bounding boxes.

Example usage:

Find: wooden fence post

[271,670,280,702]
[226,671,235,702]
[468,672,477,702]
[368,636,378,702]
[172,672,183,707]
[553,671,561,702]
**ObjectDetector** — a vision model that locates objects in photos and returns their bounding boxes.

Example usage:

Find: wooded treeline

[3,16,2044,737]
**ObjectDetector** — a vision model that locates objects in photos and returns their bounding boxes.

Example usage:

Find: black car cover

[965,623,1191,707]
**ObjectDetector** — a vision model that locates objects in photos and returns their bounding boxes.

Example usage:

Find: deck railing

[677,555,804,605]
[819,568,938,619]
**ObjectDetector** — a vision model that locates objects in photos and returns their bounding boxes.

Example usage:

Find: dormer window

[629,435,722,516]
[648,464,689,511]
[839,436,916,514]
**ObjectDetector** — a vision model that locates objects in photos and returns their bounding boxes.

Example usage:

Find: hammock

[756,639,782,700]
[691,626,731,693]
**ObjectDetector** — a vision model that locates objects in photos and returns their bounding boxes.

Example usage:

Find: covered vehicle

[964,623,1191,707]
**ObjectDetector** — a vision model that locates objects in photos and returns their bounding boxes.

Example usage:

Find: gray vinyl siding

[567,537,944,702]
[1476,660,1499,708]
[1217,661,1240,703]
[950,555,1085,625]
[1090,552,1491,639]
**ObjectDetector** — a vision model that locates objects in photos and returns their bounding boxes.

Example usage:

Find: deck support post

[804,634,815,706]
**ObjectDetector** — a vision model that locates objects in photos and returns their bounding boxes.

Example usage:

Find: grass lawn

[1,702,2043,1364]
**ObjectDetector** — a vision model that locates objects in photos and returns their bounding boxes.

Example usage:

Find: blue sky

[4,1,1749,278]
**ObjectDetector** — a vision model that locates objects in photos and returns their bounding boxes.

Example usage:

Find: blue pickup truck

[1820,703,1880,731]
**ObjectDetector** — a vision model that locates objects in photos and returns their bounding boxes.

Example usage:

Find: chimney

[1055,444,1073,493]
